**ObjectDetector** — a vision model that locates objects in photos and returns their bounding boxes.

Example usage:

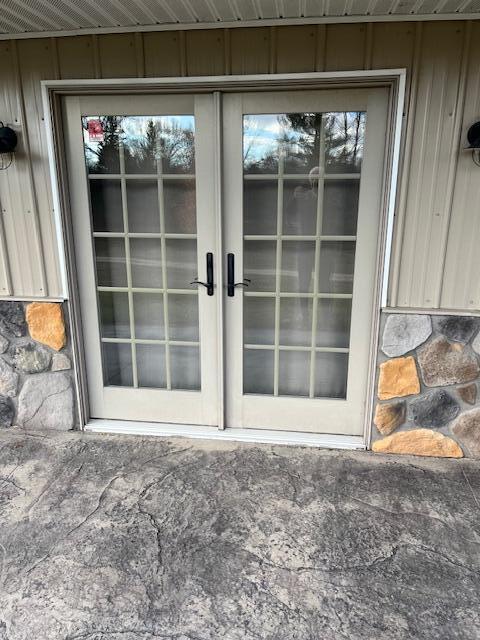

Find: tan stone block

[372,429,463,458]
[26,302,66,352]
[378,356,420,400]
[373,401,405,435]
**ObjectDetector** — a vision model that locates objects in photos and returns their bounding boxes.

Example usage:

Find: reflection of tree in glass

[243,112,365,174]
[84,117,195,174]
[84,116,122,174]
[324,112,364,172]
[127,119,195,174]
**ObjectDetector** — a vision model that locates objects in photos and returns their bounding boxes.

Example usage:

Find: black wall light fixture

[465,121,480,167]
[0,122,17,170]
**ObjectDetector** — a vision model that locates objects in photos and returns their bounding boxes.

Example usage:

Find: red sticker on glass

[88,119,104,142]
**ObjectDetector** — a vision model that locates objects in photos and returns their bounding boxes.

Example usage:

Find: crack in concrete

[462,468,480,512]
[25,442,88,517]
[351,496,480,545]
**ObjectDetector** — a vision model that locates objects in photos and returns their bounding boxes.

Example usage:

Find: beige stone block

[373,401,405,435]
[26,302,66,352]
[372,429,463,458]
[378,356,420,400]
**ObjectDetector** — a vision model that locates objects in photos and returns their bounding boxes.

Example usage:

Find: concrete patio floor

[0,430,479,640]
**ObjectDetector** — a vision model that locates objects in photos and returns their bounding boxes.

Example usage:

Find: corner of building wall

[369,309,480,459]
[0,299,78,432]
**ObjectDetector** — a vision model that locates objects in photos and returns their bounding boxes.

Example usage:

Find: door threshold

[84,419,366,450]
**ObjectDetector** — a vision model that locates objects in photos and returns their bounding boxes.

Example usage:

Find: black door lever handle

[227,253,249,297]
[190,252,214,296]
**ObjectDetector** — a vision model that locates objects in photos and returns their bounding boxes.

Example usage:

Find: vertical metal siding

[440,21,480,310]
[0,21,477,309]
[391,22,466,308]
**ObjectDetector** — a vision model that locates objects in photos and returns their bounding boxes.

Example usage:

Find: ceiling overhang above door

[0,0,479,40]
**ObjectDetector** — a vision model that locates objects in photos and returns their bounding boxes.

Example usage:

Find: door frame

[42,69,406,449]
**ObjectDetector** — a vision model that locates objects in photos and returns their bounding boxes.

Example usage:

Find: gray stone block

[409,389,460,427]
[418,337,479,387]
[51,352,71,371]
[17,372,74,431]
[434,316,479,344]
[0,395,14,427]
[381,314,432,357]
[472,330,480,355]
[0,359,19,397]
[0,301,26,338]
[11,342,51,374]
[452,408,480,457]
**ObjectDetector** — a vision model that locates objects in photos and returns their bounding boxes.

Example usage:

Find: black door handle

[227,253,250,297]
[190,252,214,296]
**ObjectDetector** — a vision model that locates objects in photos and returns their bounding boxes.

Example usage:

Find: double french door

[63,85,388,437]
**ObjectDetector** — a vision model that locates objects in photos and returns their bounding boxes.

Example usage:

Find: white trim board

[85,420,366,450]
[1,14,479,41]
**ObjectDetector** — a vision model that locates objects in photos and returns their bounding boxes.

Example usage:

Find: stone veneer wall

[372,313,480,458]
[0,301,76,431]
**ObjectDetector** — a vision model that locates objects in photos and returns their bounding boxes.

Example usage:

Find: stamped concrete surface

[0,430,479,640]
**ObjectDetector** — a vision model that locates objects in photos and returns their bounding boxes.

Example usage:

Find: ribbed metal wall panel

[440,20,480,310]
[0,21,477,309]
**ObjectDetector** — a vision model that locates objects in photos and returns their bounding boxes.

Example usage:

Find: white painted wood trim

[42,69,407,91]
[85,419,366,449]
[381,71,406,307]
[1,13,478,41]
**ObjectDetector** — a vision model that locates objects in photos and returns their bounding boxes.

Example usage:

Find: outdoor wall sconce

[465,121,480,167]
[0,122,17,170]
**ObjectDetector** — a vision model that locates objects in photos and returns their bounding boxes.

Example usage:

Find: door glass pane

[283,180,318,236]
[318,241,356,294]
[279,298,312,347]
[168,294,199,342]
[166,239,197,290]
[315,353,348,399]
[126,180,160,233]
[244,181,277,235]
[83,113,201,392]
[281,241,315,293]
[278,351,310,397]
[244,350,274,395]
[94,238,127,287]
[322,180,359,236]
[244,297,275,345]
[316,299,352,349]
[133,293,164,340]
[325,113,365,174]
[171,346,200,390]
[137,344,166,388]
[244,241,276,292]
[242,110,364,399]
[130,238,162,288]
[90,180,123,232]
[98,292,130,339]
[103,343,133,386]
[164,179,196,234]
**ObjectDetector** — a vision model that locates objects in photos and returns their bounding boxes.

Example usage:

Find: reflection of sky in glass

[82,115,194,169]
[243,114,311,167]
[243,112,365,172]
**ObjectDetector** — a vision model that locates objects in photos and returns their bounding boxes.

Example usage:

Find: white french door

[63,86,389,436]
[223,89,389,435]
[64,94,221,425]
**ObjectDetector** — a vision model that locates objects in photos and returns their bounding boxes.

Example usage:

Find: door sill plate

[85,419,365,450]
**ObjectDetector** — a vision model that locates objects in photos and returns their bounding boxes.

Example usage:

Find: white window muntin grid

[89,140,200,390]
[243,113,361,398]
